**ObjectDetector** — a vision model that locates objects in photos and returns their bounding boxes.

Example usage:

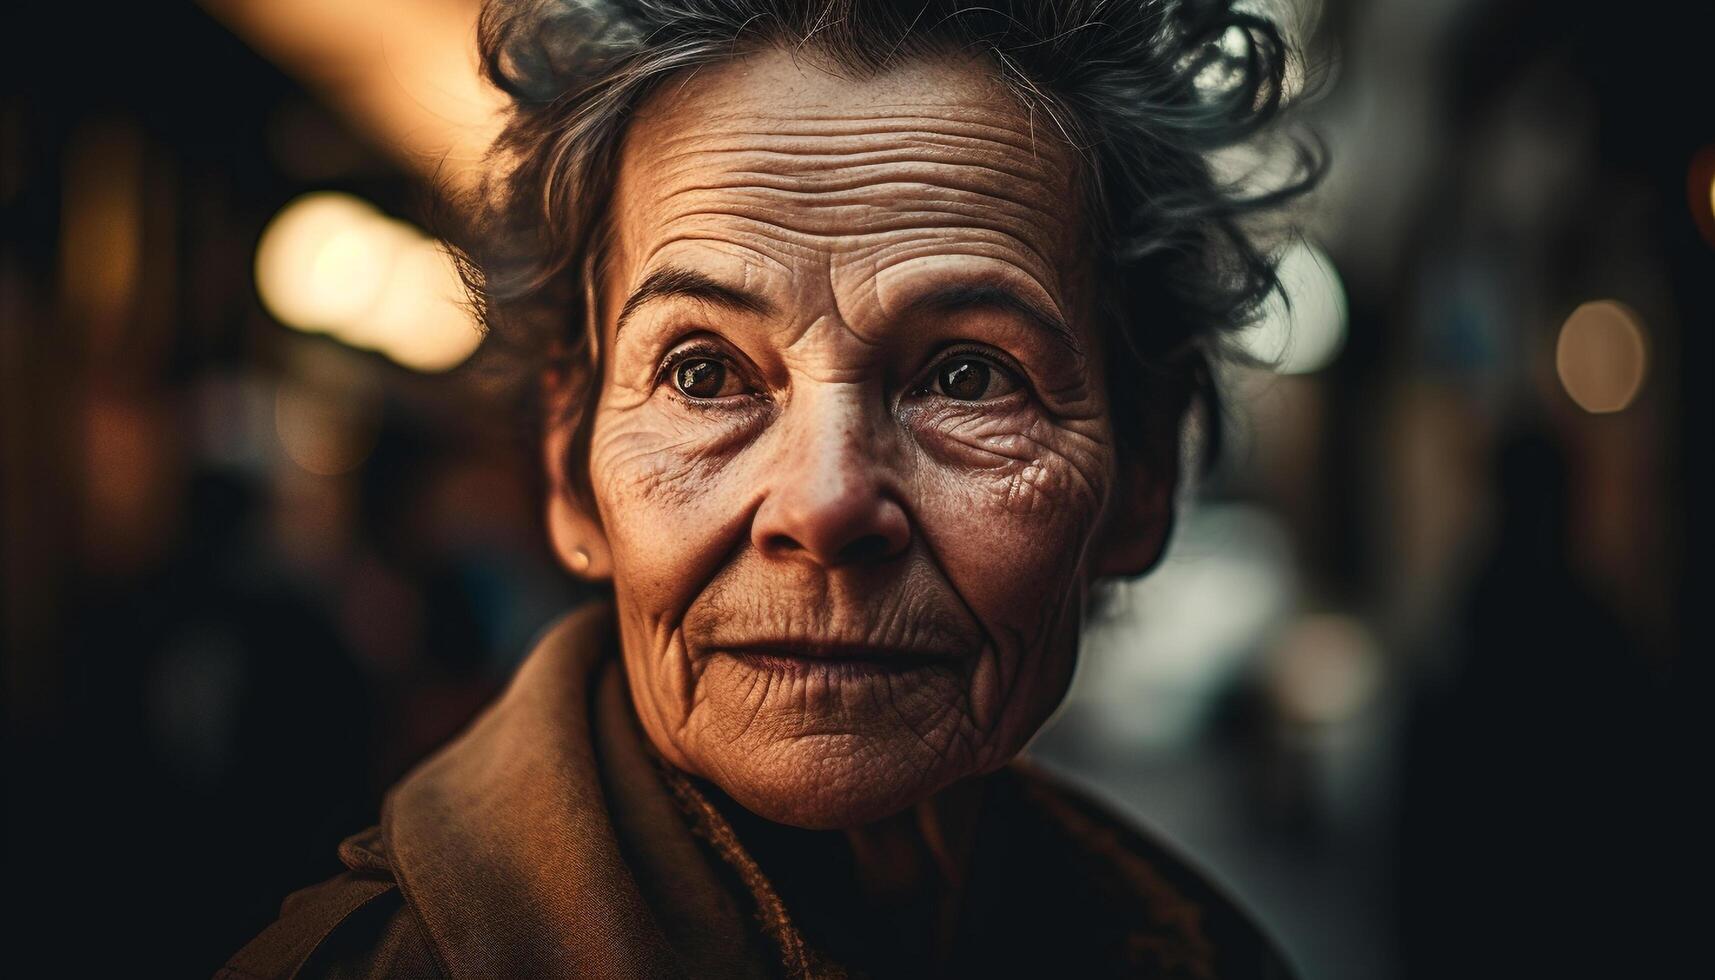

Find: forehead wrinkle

[647,138,1069,201]
[637,224,1067,333]
[649,234,798,277]
[869,245,1066,311]
[648,51,1045,130]
[658,164,1067,207]
[651,196,1065,255]
[629,212,1073,331]
[645,145,1067,205]
[653,109,1046,135]
[655,117,1055,164]
[632,144,1077,279]
[634,231,801,281]
[611,48,1089,344]
[632,153,1076,260]
[643,123,1073,191]
[628,43,1078,169]
[643,158,1073,258]
[617,164,1070,272]
[631,88,1077,194]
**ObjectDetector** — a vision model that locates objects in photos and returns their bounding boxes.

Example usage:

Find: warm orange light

[257,192,481,372]
[199,0,504,192]
[255,192,402,334]
[1690,146,1715,247]
[1555,300,1648,414]
[58,123,144,350]
[357,236,483,372]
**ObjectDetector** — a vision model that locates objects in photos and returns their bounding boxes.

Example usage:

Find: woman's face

[555,47,1167,828]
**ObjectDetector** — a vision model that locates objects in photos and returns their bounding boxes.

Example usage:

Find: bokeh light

[1555,300,1648,414]
[355,235,484,373]
[255,192,396,334]
[1689,145,1715,247]
[1265,614,1380,726]
[255,192,482,372]
[273,361,382,477]
[1070,503,1295,749]
[1236,239,1349,375]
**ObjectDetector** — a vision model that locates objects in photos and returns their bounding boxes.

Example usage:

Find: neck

[709,776,990,971]
[843,776,985,902]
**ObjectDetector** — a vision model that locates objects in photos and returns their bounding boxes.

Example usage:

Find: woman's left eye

[930,354,1022,401]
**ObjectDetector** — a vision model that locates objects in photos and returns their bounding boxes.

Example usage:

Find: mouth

[714,642,962,678]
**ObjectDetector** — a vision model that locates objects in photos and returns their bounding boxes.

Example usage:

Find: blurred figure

[1399,430,1681,978]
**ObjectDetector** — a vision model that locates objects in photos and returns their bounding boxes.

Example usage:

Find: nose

[750,386,911,567]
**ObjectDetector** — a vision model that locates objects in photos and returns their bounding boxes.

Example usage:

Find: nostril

[763,533,802,556]
[750,477,911,566]
[836,533,893,564]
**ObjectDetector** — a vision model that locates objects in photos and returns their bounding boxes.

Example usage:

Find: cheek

[588,409,752,610]
[912,408,1112,737]
[588,407,764,765]
[916,408,1112,609]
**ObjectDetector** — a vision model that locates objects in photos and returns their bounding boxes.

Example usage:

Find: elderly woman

[223,1,1314,977]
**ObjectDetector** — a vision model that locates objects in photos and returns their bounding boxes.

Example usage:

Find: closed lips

[715,642,962,671]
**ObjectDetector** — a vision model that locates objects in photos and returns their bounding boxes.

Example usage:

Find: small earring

[570,546,591,573]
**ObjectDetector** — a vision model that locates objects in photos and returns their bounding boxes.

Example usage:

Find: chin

[691,730,976,830]
[656,650,995,828]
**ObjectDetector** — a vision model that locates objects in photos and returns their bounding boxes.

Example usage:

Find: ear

[1089,441,1179,578]
[543,366,613,582]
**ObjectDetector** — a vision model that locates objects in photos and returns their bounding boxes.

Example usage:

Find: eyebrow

[899,282,1081,353]
[615,265,777,339]
[613,265,1078,352]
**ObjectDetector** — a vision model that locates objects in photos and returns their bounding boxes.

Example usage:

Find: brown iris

[675,358,726,398]
[937,357,992,400]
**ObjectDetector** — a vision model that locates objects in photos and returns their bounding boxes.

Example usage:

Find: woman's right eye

[674,357,723,398]
[667,353,748,400]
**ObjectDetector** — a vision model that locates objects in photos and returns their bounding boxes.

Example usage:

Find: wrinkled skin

[548,46,1170,832]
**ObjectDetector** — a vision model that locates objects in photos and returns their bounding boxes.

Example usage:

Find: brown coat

[218,600,1294,979]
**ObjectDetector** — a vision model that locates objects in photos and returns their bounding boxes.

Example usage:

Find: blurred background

[2,1,1705,976]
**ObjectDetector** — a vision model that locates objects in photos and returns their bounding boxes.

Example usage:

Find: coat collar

[379,599,775,979]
